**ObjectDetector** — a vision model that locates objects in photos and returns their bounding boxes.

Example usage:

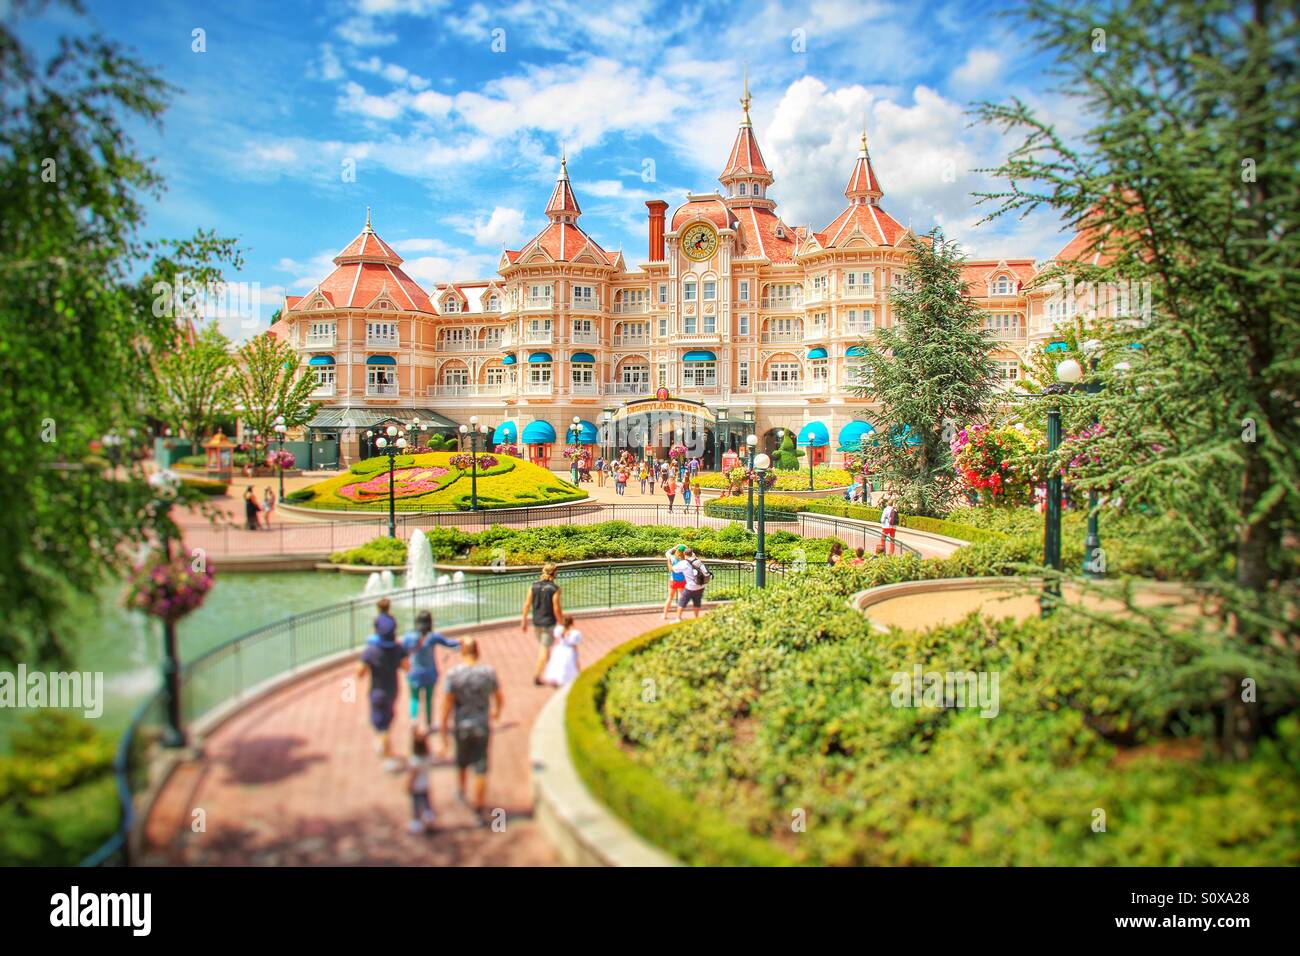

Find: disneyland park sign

[612,392,716,424]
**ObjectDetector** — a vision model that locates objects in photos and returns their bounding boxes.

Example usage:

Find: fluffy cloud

[338,81,451,120]
[354,55,431,90]
[950,48,1003,90]
[463,206,528,248]
[336,16,397,47]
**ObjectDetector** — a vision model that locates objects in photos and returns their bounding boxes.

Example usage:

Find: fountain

[405,529,436,590]
[363,571,384,595]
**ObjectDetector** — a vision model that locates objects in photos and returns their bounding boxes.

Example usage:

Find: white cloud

[951,49,1003,90]
[457,206,528,248]
[275,250,343,290]
[317,43,344,81]
[354,55,431,90]
[336,16,397,46]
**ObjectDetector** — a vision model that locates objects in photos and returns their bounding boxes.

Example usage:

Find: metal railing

[84,558,778,866]
[797,512,922,557]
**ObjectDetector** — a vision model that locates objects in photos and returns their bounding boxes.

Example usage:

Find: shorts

[678,588,704,609]
[369,689,396,731]
[669,579,686,591]
[411,791,431,818]
[454,724,490,774]
[881,527,897,538]
[535,625,556,647]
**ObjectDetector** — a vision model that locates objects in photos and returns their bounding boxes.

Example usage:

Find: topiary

[773,431,803,470]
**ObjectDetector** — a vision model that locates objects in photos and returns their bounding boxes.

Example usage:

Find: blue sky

[22,0,1081,337]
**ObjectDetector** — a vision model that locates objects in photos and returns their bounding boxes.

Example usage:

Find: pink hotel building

[273,88,1097,469]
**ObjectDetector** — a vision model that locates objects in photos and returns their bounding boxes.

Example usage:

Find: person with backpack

[879,498,900,555]
[673,547,711,621]
[402,610,461,733]
[663,474,677,513]
[521,563,563,685]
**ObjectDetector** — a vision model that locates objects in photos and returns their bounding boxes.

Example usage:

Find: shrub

[179,476,228,496]
[285,488,314,502]
[328,536,408,567]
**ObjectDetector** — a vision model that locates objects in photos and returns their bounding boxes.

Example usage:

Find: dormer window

[738,183,747,196]
[443,297,460,313]
[993,275,1014,295]
[774,225,785,239]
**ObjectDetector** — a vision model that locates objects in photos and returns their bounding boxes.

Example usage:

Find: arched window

[993,275,1014,295]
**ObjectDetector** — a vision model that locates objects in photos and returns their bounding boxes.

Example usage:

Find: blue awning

[528,351,553,364]
[845,345,868,357]
[797,421,830,448]
[502,353,517,365]
[807,347,828,360]
[682,350,717,362]
[838,420,875,451]
[571,352,595,364]
[492,420,518,444]
[572,419,600,443]
[366,355,396,365]
[308,354,335,366]
[1045,340,1069,353]
[522,420,557,444]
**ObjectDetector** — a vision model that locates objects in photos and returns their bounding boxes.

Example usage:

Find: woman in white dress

[542,614,582,687]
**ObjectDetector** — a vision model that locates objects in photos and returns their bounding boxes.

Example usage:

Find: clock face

[681,222,719,261]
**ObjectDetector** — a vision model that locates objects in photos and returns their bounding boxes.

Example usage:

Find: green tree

[772,431,803,470]
[0,3,236,662]
[849,230,997,515]
[150,323,235,455]
[973,0,1299,611]
[232,333,320,459]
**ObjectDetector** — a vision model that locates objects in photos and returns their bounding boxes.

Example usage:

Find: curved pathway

[141,610,667,866]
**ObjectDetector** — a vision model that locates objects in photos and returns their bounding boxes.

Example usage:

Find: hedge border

[702,496,1011,545]
[565,622,794,867]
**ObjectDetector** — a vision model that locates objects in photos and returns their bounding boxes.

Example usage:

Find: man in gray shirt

[439,636,503,826]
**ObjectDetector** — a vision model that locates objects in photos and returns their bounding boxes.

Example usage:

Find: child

[682,476,692,508]
[402,610,460,732]
[542,614,582,687]
[639,462,648,494]
[374,598,397,643]
[407,729,435,833]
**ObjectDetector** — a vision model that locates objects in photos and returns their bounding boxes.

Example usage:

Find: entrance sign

[613,397,716,424]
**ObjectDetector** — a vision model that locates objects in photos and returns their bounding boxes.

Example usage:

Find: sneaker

[407,819,425,835]
[383,757,405,773]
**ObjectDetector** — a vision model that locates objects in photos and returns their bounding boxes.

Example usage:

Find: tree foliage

[149,322,236,454]
[231,333,320,457]
[849,230,998,515]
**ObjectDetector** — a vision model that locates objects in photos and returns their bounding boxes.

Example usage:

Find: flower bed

[692,466,852,493]
[292,452,585,511]
[571,543,1300,865]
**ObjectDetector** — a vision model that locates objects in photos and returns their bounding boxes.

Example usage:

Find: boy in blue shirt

[402,610,461,733]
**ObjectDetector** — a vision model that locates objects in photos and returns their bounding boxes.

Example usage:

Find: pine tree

[849,230,997,516]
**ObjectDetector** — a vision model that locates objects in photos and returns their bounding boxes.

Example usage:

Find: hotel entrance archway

[609,395,716,466]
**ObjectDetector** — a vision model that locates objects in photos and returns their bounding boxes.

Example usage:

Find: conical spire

[719,69,772,189]
[544,147,581,222]
[844,123,883,204]
[334,208,403,265]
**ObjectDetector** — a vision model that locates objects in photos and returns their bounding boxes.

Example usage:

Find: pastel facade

[275,87,1096,468]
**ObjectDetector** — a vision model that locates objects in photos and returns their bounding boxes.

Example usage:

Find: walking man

[673,547,710,621]
[880,498,900,556]
[438,637,503,827]
[357,618,409,772]
[522,562,563,685]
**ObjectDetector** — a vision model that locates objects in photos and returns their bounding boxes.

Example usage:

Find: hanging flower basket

[266,449,295,470]
[124,555,216,623]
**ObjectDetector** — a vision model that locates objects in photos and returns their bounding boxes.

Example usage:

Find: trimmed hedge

[702,496,1006,544]
[566,622,794,866]
[180,476,228,496]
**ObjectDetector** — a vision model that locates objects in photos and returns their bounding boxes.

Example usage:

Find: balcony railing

[805,288,830,304]
[501,330,519,348]
[755,379,803,393]
[803,380,830,394]
[570,382,599,396]
[522,381,554,396]
[304,332,335,347]
[366,383,399,397]
[612,382,651,395]
[613,334,650,347]
[804,324,828,342]
[677,382,720,395]
[570,330,599,344]
[674,331,722,344]
[524,329,554,344]
[612,302,649,314]
[523,297,555,310]
[760,297,803,311]
[840,286,875,300]
[761,330,802,343]
[843,322,875,337]
[567,299,599,311]
[429,383,510,398]
[439,340,477,352]
[366,333,400,348]
[985,325,1026,342]
[310,383,336,398]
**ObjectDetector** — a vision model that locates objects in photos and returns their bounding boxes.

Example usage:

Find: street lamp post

[754,452,771,588]
[745,433,757,533]
[807,433,816,491]
[1076,340,1105,579]
[147,468,186,748]
[602,408,614,464]
[458,416,489,510]
[568,415,582,484]
[273,415,287,499]
[714,406,729,471]
[374,424,407,538]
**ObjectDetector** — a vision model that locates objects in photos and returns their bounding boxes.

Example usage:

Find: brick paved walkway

[141,610,668,866]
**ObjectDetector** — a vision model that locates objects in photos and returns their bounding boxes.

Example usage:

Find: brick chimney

[646,200,668,262]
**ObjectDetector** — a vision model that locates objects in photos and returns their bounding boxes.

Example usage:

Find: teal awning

[797,421,829,447]
[528,351,553,364]
[502,353,517,365]
[1045,340,1069,353]
[492,420,518,444]
[366,355,396,365]
[807,347,828,360]
[838,420,875,451]
[571,351,595,364]
[572,419,600,442]
[682,350,717,362]
[308,354,335,366]
[522,420,556,444]
[845,345,867,357]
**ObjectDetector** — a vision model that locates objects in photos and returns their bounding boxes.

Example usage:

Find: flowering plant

[448,453,498,470]
[266,449,295,470]
[337,466,450,501]
[495,443,521,458]
[668,443,688,461]
[125,555,215,622]
[950,423,1042,505]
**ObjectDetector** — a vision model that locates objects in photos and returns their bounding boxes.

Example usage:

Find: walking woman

[681,475,692,509]
[664,474,677,513]
[263,485,276,528]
